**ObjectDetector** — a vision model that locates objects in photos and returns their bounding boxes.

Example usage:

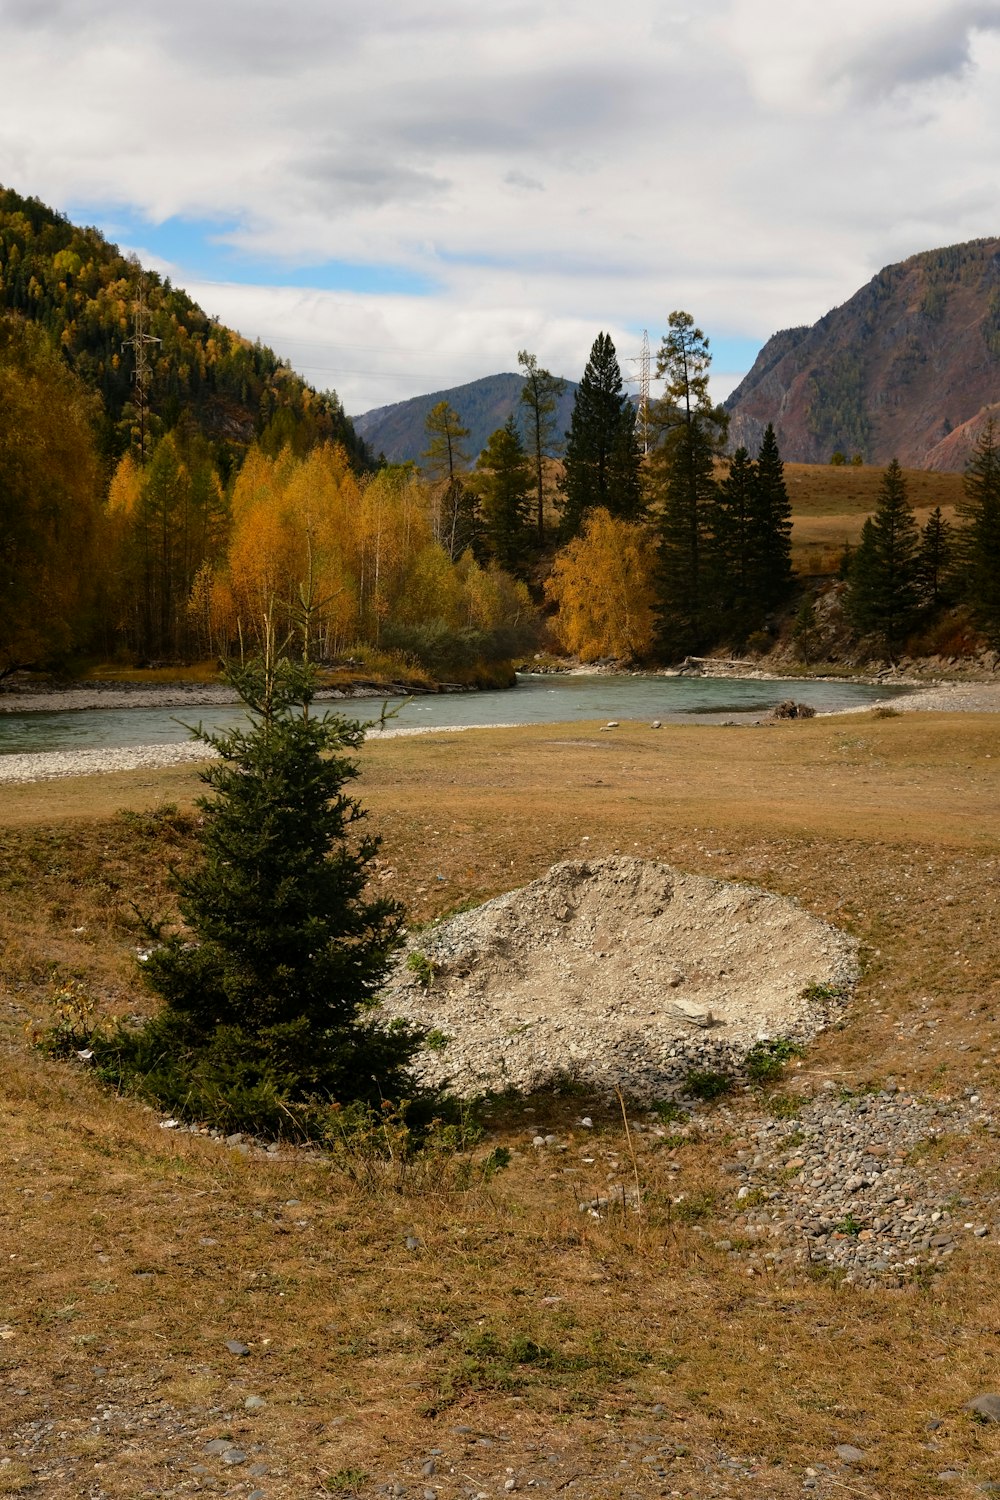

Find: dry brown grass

[2,715,1000,1498]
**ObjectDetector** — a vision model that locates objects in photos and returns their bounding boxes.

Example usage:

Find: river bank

[1,675,998,784]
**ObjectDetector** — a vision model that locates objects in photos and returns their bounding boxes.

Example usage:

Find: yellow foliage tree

[0,317,104,672]
[545,508,656,662]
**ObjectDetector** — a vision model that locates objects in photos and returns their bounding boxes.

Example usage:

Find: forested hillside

[0,186,368,470]
[725,237,1000,468]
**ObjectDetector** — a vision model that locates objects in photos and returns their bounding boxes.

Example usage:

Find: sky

[2,0,999,416]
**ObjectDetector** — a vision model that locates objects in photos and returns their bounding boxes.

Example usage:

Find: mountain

[725,238,1000,469]
[353,372,579,465]
[0,186,369,468]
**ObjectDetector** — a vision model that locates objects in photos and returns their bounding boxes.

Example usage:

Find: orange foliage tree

[545,508,656,661]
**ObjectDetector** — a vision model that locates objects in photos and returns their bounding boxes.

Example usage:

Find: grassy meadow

[2,712,1000,1498]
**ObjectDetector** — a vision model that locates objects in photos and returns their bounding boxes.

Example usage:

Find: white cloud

[1,0,998,411]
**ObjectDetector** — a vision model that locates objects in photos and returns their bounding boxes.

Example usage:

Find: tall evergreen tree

[477,417,533,577]
[559,332,642,538]
[749,422,793,612]
[955,419,1000,646]
[917,506,954,608]
[650,311,727,659]
[518,350,565,542]
[846,458,920,654]
[711,445,756,635]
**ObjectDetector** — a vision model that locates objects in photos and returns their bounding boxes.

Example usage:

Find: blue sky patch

[65,203,437,296]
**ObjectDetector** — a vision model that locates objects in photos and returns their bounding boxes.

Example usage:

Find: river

[0,673,911,756]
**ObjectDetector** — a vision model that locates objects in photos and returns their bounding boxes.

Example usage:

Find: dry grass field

[780,464,965,576]
[2,713,1000,1499]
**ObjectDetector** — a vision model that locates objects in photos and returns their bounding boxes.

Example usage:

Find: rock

[650,720,662,728]
[834,1444,866,1463]
[222,1449,247,1465]
[405,1235,422,1251]
[666,997,716,1028]
[205,1440,232,1455]
[966,1393,1000,1422]
[422,1459,436,1476]
[244,1395,266,1411]
[225,1339,251,1356]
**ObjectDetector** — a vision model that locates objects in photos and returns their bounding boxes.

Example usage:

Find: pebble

[835,1444,865,1463]
[225,1339,251,1356]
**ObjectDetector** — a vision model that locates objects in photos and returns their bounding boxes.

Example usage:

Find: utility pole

[123,270,160,463]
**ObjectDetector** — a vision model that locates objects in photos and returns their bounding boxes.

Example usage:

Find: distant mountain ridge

[725,237,1000,470]
[353,372,579,465]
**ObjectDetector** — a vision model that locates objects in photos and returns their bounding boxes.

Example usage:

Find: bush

[683,1067,733,1101]
[744,1036,804,1085]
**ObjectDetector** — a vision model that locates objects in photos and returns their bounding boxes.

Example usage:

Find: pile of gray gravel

[380,858,858,1101]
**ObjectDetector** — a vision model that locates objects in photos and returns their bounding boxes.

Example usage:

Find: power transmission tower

[637,329,651,455]
[123,270,161,462]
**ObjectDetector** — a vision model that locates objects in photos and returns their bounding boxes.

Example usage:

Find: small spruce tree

[93,647,427,1137]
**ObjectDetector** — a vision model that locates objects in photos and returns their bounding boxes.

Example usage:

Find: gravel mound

[381,857,858,1100]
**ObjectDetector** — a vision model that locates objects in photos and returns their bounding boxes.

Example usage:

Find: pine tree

[650,312,727,659]
[846,458,920,655]
[711,445,756,636]
[917,506,954,608]
[518,350,565,542]
[955,419,1000,646]
[92,646,427,1137]
[477,417,533,577]
[559,332,642,538]
[748,422,793,613]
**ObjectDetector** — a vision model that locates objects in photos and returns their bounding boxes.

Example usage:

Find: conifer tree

[955,419,1000,645]
[518,350,565,542]
[559,333,642,538]
[846,458,920,655]
[650,312,727,659]
[917,506,954,608]
[711,445,756,636]
[92,643,426,1137]
[477,417,533,577]
[749,422,793,612]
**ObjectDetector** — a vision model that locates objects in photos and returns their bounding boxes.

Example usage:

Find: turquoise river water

[0,674,912,756]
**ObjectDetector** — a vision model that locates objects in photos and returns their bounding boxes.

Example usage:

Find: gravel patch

[709,1083,997,1288]
[379,857,857,1101]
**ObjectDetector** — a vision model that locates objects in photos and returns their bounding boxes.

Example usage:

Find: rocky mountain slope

[725,238,1000,469]
[353,371,578,465]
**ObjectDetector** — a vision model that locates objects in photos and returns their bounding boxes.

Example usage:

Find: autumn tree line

[3,206,999,679]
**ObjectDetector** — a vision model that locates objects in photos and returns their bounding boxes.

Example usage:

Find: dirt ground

[2,712,1000,1499]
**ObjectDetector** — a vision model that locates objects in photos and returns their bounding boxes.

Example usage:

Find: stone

[222,1449,247,1465]
[225,1339,251,1356]
[244,1395,266,1411]
[834,1444,866,1463]
[966,1393,1000,1422]
[204,1439,233,1454]
[666,997,716,1028]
